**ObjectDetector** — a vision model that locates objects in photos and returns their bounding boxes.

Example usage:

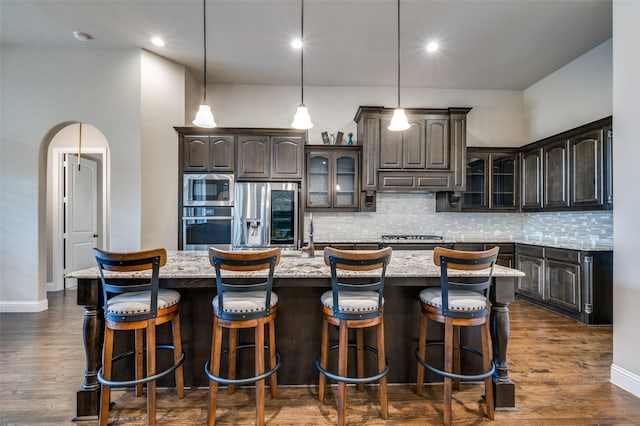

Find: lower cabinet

[516,244,612,325]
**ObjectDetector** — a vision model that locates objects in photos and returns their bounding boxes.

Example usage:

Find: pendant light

[193,0,217,128]
[291,0,313,129]
[388,0,410,131]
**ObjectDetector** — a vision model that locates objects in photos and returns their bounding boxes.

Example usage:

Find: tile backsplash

[305,192,613,247]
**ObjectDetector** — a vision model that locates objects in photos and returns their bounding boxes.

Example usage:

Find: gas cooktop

[381,235,444,241]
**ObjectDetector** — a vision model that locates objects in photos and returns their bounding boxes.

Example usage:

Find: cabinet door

[379,120,403,169]
[425,118,449,169]
[183,137,209,171]
[462,154,487,209]
[272,136,303,179]
[403,119,425,169]
[546,259,581,313]
[543,140,569,209]
[521,148,542,210]
[334,153,358,208]
[209,136,235,172]
[491,154,517,209]
[517,254,545,300]
[306,152,331,208]
[570,130,603,207]
[237,136,270,179]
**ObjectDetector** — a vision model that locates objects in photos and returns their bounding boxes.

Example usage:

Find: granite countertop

[66,249,524,280]
[329,238,613,252]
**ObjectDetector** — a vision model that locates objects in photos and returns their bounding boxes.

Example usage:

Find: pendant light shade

[291,0,313,129]
[193,0,217,128]
[389,0,409,131]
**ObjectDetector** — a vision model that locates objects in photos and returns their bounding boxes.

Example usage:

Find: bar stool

[316,247,392,426]
[94,248,185,426]
[206,247,282,426]
[415,246,499,426]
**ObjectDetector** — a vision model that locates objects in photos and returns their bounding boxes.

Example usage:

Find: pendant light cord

[396,0,401,108]
[300,0,305,105]
[202,0,208,104]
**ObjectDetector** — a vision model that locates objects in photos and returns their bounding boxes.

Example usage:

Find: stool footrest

[98,345,185,388]
[315,343,390,384]
[415,341,495,381]
[205,343,281,386]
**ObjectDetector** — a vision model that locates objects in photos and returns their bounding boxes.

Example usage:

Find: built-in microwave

[183,173,234,206]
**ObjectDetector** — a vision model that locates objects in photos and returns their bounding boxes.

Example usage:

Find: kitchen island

[68,250,524,418]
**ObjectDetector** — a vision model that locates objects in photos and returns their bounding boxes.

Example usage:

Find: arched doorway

[45,123,110,292]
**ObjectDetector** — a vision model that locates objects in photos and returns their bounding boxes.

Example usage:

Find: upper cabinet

[305,146,360,211]
[354,106,471,193]
[237,134,304,180]
[461,148,519,211]
[521,116,612,212]
[183,135,235,172]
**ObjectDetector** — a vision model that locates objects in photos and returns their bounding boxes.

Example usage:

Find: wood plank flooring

[1,289,638,425]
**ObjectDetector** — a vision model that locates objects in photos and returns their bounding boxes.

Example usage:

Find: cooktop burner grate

[381,234,444,241]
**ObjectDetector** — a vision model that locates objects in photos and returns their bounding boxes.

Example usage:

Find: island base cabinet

[516,245,612,325]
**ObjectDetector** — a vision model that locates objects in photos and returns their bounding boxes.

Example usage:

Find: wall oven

[183,173,234,206]
[182,206,233,250]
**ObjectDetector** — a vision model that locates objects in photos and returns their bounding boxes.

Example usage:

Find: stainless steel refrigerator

[233,182,299,249]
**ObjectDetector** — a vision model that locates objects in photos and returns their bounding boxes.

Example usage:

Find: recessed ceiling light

[72,31,92,41]
[151,36,165,47]
[426,41,439,52]
[291,38,303,49]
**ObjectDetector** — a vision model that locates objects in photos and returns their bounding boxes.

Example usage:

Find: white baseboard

[46,281,55,292]
[610,363,640,398]
[0,299,49,312]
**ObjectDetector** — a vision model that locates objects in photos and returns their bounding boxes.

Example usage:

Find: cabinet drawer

[486,243,515,255]
[518,244,544,258]
[546,248,580,263]
[453,243,484,251]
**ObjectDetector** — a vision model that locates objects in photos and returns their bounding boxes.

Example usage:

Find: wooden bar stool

[94,248,185,426]
[415,246,499,426]
[316,247,392,426]
[206,247,282,426]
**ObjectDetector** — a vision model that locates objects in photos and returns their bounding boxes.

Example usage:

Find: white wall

[209,84,526,147]
[523,39,613,142]
[140,51,186,250]
[611,0,640,398]
[0,47,143,310]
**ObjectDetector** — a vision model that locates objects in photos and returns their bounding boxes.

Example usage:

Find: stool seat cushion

[320,290,383,313]
[107,289,181,316]
[420,287,487,311]
[213,291,278,315]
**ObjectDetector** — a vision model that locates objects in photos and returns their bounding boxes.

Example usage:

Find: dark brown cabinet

[354,106,470,194]
[543,140,569,209]
[520,116,611,212]
[305,146,360,211]
[516,244,612,325]
[183,135,235,172]
[237,134,304,180]
[460,149,519,211]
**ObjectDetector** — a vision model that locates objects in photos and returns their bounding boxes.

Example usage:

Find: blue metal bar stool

[316,246,392,426]
[415,246,499,426]
[206,247,282,426]
[94,248,185,426]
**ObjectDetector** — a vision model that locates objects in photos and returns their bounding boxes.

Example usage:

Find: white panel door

[65,154,98,277]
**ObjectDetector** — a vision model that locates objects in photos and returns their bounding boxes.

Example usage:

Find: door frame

[51,147,108,291]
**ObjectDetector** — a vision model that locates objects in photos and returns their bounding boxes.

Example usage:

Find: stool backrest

[94,248,167,322]
[209,247,281,320]
[323,247,393,319]
[432,246,499,318]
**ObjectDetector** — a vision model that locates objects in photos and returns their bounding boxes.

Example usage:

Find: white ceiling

[0,0,612,90]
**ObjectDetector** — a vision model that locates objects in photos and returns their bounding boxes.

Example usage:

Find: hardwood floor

[1,289,638,425]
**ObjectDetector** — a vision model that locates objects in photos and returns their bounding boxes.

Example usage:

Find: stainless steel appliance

[182,206,233,250]
[183,173,234,206]
[233,182,298,249]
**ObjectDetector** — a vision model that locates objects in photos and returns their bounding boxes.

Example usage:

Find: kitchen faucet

[301,213,314,257]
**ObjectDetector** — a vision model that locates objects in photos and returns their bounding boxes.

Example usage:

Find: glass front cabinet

[305,146,360,211]
[462,148,519,211]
